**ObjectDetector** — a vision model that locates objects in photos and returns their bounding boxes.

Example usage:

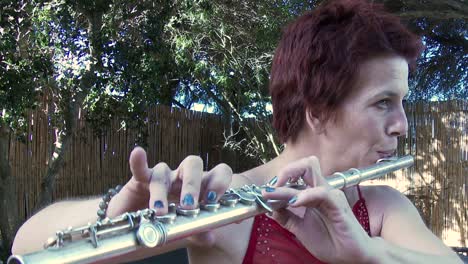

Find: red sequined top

[242,185,371,264]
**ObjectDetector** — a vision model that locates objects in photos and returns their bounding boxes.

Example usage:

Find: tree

[408,18,467,101]
[162,0,318,162]
[0,0,54,259]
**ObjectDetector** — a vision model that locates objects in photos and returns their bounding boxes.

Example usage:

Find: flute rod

[8,155,413,264]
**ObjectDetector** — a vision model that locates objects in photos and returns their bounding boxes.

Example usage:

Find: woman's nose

[387,106,408,137]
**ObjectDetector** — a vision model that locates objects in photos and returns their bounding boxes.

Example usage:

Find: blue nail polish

[268,176,278,186]
[207,191,217,203]
[183,194,194,206]
[153,200,164,208]
[288,196,298,204]
[265,187,275,192]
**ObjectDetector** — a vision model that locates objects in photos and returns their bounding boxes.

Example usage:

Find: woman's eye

[376,99,390,109]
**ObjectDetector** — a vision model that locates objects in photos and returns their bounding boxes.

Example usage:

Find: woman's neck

[246,133,337,184]
[275,137,337,177]
[267,143,359,206]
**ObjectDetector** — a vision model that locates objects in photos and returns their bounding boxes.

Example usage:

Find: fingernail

[153,200,164,208]
[288,196,298,204]
[265,187,275,192]
[207,191,217,203]
[183,193,194,206]
[268,176,278,186]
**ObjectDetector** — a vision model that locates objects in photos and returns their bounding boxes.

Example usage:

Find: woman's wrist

[97,185,123,220]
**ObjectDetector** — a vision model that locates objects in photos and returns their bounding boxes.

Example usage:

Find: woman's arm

[11,148,234,263]
[12,198,189,263]
[368,185,462,264]
[369,237,461,264]
[261,157,462,264]
[12,198,102,255]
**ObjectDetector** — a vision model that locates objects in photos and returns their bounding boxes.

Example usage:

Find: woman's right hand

[262,156,374,264]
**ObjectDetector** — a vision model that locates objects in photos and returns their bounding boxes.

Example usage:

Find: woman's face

[319,55,409,173]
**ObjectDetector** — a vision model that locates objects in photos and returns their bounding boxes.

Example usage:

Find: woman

[12,0,462,263]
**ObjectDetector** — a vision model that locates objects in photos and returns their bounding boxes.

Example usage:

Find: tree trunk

[0,122,20,259]
[34,128,74,211]
[33,6,105,212]
[34,87,80,212]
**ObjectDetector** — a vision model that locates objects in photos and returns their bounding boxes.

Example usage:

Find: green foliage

[161,0,305,161]
[408,18,467,101]
[0,1,53,140]
[0,0,466,155]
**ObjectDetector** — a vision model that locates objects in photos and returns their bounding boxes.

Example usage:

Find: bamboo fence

[8,106,252,219]
[7,101,468,246]
[365,100,467,246]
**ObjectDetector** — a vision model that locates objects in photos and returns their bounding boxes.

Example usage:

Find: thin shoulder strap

[356,184,363,200]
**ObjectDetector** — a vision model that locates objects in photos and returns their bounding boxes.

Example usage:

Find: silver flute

[8,155,414,264]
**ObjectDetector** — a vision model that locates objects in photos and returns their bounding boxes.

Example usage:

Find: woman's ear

[305,108,324,134]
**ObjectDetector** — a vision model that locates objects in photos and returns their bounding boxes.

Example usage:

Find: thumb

[269,208,302,234]
[129,146,152,183]
[187,231,216,248]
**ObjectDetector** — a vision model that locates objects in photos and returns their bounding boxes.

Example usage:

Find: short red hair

[270,0,424,143]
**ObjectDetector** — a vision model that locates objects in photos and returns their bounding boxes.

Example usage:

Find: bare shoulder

[361,184,419,219]
[359,185,419,236]
[361,186,457,256]
[361,185,412,209]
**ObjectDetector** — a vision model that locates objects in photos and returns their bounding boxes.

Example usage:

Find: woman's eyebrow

[370,89,407,100]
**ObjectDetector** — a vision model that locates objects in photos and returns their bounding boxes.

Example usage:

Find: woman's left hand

[262,156,375,264]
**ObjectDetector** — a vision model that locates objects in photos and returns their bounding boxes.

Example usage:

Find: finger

[129,147,152,183]
[200,163,233,203]
[262,185,338,209]
[299,156,328,186]
[289,186,344,209]
[275,156,326,188]
[175,155,204,209]
[107,147,151,217]
[261,186,300,201]
[149,162,173,215]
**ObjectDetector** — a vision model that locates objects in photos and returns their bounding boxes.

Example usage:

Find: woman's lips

[377,150,396,158]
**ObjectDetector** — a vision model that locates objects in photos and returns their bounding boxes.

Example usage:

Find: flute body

[8,156,414,264]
